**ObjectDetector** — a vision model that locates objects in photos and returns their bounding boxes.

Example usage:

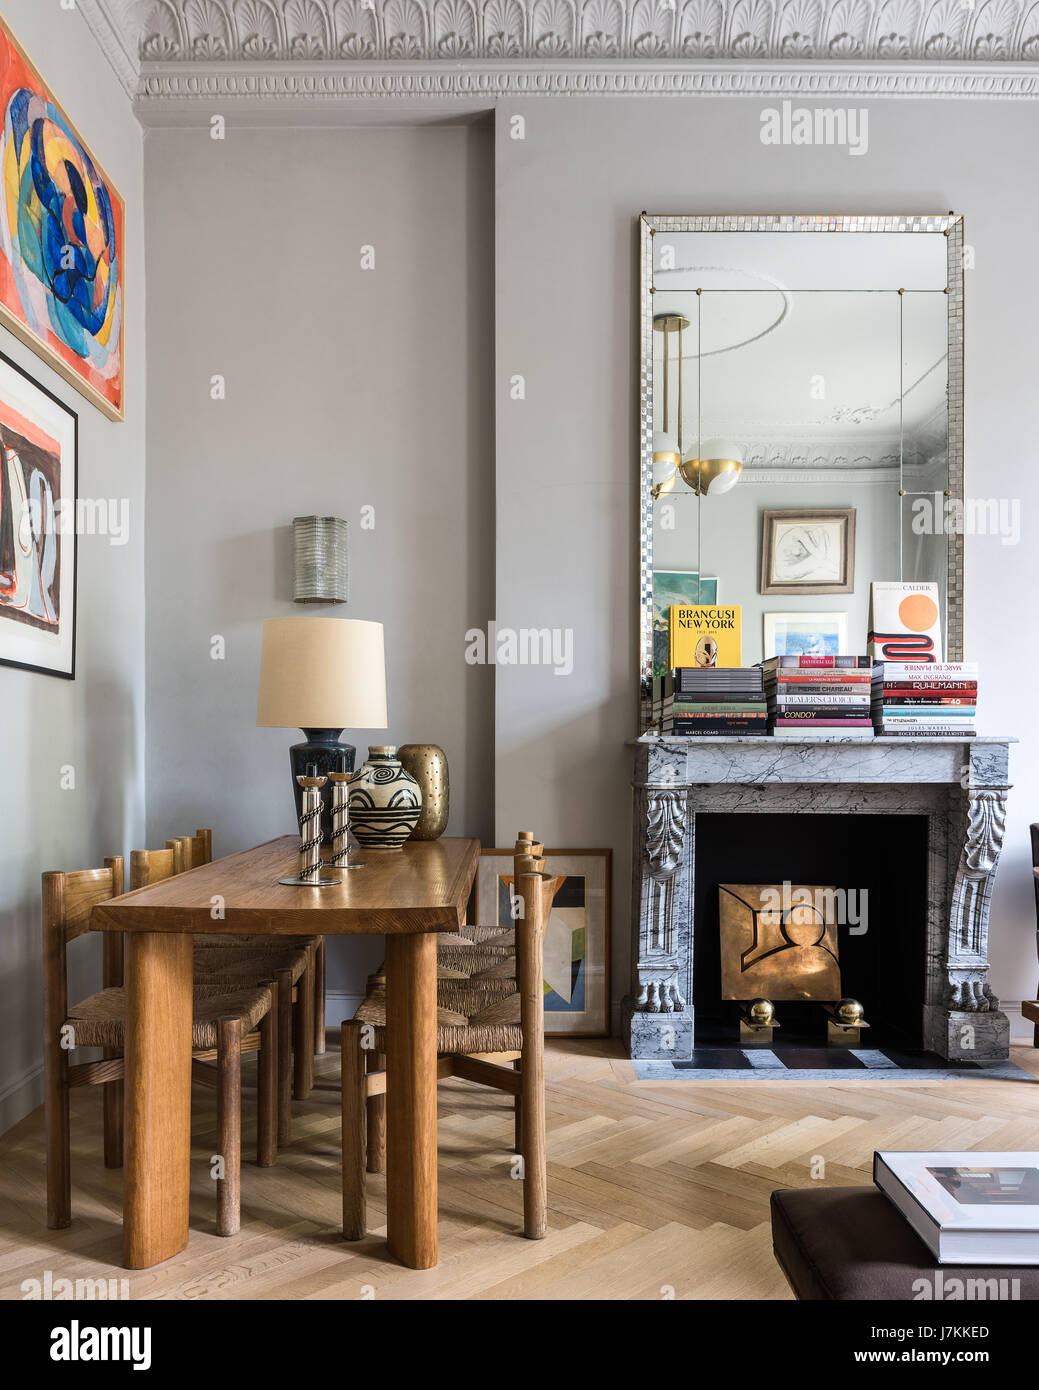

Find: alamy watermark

[760,101,868,156]
[22,1271,129,1300]
[760,880,868,935]
[20,496,130,546]
[912,1271,1020,1301]
[911,494,1020,545]
[464,621,573,676]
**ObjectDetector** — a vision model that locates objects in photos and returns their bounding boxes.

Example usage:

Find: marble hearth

[623,736,1015,1064]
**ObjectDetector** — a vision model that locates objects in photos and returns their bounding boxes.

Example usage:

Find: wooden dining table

[89,834,480,1271]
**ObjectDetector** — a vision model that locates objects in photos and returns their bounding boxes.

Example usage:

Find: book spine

[774,708,870,718]
[880,706,976,717]
[878,663,979,676]
[877,729,977,738]
[774,693,872,705]
[774,683,871,695]
[671,703,767,714]
[771,672,872,684]
[773,730,874,738]
[771,655,872,668]
[666,728,769,737]
[672,688,764,697]
[774,717,873,727]
[672,716,767,726]
[880,685,978,696]
[880,694,976,704]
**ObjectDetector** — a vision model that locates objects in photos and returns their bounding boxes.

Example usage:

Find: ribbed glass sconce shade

[293,516,348,603]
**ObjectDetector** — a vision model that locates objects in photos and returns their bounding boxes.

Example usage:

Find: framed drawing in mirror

[760,508,855,595]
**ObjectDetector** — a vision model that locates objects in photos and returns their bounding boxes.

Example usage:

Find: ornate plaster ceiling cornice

[76,1,1039,112]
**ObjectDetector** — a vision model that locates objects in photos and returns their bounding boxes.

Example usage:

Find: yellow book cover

[669,605,742,668]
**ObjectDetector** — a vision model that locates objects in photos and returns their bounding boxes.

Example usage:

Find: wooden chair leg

[101,932,124,1168]
[102,1060,123,1169]
[257,982,278,1168]
[513,1058,522,1155]
[366,1049,386,1173]
[293,950,315,1100]
[275,967,293,1146]
[313,938,326,1056]
[342,1021,367,1240]
[44,1034,71,1230]
[216,1016,242,1237]
[521,1061,546,1239]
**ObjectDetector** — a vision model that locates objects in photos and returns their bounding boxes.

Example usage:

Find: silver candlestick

[328,770,365,870]
[279,773,342,887]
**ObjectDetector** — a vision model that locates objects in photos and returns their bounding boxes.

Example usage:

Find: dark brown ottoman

[771,1186,1039,1300]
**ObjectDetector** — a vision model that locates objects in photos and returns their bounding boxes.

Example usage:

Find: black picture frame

[0,344,78,680]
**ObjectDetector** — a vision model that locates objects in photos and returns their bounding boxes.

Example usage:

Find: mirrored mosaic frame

[637,213,964,731]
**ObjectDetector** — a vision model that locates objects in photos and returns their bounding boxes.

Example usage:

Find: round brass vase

[396,744,449,841]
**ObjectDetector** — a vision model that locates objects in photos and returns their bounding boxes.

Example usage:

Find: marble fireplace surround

[623,736,1015,1064]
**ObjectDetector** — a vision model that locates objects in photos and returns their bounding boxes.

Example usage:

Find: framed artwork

[652,570,717,677]
[760,508,855,595]
[763,611,848,659]
[0,17,124,421]
[476,849,611,1038]
[0,347,77,678]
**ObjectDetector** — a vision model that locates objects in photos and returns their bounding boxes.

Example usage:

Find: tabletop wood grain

[90,836,479,936]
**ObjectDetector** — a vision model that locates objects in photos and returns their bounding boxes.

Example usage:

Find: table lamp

[256,616,388,841]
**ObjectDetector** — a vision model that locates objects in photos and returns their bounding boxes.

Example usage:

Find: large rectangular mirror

[638,215,963,729]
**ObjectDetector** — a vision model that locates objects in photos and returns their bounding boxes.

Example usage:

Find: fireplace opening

[693,812,929,1051]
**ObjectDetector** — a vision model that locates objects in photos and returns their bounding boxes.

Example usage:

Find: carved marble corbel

[645,787,685,883]
[946,788,1009,1011]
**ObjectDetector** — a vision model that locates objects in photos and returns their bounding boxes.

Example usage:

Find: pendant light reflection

[651,313,686,498]
[679,438,744,496]
[651,312,743,499]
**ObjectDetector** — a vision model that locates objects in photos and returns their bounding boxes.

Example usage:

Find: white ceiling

[652,229,950,465]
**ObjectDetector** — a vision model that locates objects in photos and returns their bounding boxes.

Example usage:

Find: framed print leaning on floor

[0,348,77,678]
[476,849,611,1037]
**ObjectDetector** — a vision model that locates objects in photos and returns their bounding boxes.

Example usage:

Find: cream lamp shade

[256,617,388,730]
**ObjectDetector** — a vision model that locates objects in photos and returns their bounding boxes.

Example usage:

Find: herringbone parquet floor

[3,1039,1038,1300]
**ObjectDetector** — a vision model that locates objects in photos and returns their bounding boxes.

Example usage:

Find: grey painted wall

[0,2,147,1129]
[143,123,495,1013]
[494,97,1039,1024]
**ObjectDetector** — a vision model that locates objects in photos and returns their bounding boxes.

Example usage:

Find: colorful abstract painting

[652,570,717,676]
[477,850,611,1037]
[0,18,123,421]
[0,349,77,677]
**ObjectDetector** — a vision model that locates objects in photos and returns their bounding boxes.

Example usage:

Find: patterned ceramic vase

[396,744,449,841]
[347,746,422,850]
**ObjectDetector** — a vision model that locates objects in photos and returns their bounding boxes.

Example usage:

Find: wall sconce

[293,515,348,603]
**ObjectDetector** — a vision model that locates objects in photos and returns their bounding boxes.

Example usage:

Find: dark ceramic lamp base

[289,728,355,843]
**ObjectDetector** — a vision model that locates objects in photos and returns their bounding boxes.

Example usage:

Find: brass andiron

[328,767,365,871]
[279,770,342,887]
[825,998,868,1047]
[739,997,779,1046]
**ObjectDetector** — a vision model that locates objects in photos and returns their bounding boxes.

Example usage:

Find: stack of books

[760,655,874,739]
[661,667,768,736]
[871,662,978,738]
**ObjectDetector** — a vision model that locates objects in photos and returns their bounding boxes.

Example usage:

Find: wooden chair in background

[342,832,561,1242]
[43,851,279,1237]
